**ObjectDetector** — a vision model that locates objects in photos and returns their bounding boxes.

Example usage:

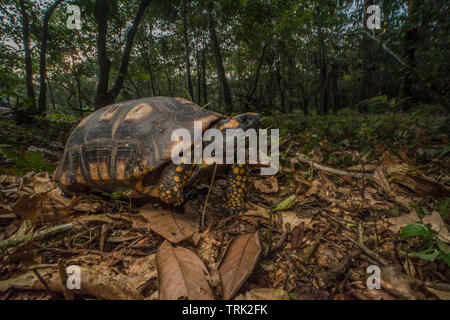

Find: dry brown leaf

[12,193,46,221]
[0,266,143,300]
[392,174,450,197]
[280,211,312,231]
[388,211,450,243]
[381,151,450,196]
[254,176,279,194]
[32,177,51,193]
[306,180,321,197]
[218,232,262,300]
[235,288,290,300]
[156,241,214,300]
[139,204,197,243]
[373,166,412,207]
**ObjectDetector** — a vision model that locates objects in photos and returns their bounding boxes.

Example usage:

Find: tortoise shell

[54,97,225,190]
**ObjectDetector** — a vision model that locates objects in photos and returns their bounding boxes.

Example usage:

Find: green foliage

[43,113,79,124]
[401,222,450,266]
[0,148,56,175]
[436,198,450,221]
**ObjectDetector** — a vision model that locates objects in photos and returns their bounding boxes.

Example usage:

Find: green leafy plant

[401,222,450,266]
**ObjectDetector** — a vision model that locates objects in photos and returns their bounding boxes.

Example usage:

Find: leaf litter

[0,121,449,301]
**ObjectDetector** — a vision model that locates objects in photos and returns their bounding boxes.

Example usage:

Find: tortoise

[53,97,260,214]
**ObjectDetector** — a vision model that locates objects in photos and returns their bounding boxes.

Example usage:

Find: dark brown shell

[54,97,225,188]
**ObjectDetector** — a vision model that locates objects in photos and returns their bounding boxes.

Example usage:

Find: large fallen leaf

[388,211,450,243]
[235,288,290,300]
[0,266,143,300]
[218,232,262,300]
[12,193,46,221]
[156,241,214,300]
[373,166,412,208]
[280,211,312,231]
[32,177,51,193]
[139,204,197,243]
[381,151,450,196]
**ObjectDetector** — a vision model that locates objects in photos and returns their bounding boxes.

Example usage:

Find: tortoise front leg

[158,163,194,206]
[225,164,249,215]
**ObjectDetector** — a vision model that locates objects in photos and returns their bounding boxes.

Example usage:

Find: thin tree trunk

[399,0,418,112]
[161,38,173,96]
[206,1,232,113]
[196,49,202,104]
[109,0,151,100]
[330,62,339,114]
[94,0,151,109]
[38,0,63,114]
[139,36,156,96]
[74,71,83,116]
[359,0,370,112]
[94,0,113,108]
[246,42,268,111]
[202,47,208,105]
[182,0,194,101]
[318,31,328,115]
[18,0,36,111]
[46,77,55,112]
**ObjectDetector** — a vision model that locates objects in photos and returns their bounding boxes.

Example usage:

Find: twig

[58,259,74,300]
[32,268,58,299]
[296,153,372,179]
[201,163,217,229]
[0,223,74,249]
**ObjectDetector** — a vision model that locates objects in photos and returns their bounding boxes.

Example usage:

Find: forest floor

[0,108,449,300]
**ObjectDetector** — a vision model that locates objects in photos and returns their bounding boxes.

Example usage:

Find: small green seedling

[401,222,450,266]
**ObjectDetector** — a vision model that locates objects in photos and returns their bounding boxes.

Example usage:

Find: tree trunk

[18,0,36,111]
[330,62,339,114]
[108,0,151,100]
[161,38,173,96]
[245,42,267,111]
[399,0,418,112]
[206,1,232,113]
[196,49,202,104]
[359,0,371,112]
[318,31,328,115]
[182,0,194,101]
[46,77,55,112]
[94,0,151,109]
[38,0,63,114]
[94,0,113,108]
[202,47,208,105]
[298,82,309,115]
[139,36,156,96]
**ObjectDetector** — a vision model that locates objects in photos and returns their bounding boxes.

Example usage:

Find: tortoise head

[218,112,261,131]
[233,112,261,130]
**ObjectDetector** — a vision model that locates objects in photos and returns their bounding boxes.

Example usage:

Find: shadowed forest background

[0,0,449,301]
[1,0,448,117]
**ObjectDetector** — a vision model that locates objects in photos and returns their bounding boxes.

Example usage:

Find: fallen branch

[296,153,373,179]
[0,222,74,249]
